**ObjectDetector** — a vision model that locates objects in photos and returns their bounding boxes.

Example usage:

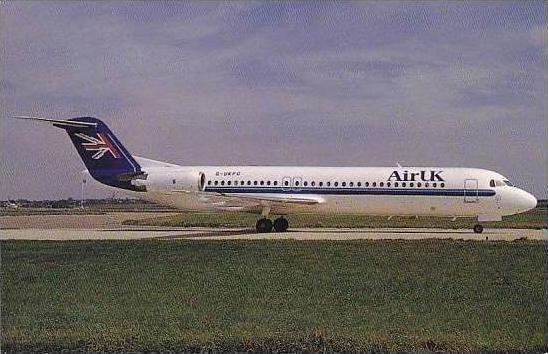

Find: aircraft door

[464,179,479,203]
[282,177,291,192]
[198,172,206,191]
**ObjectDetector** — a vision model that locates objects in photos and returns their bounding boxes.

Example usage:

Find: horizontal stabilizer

[12,116,97,128]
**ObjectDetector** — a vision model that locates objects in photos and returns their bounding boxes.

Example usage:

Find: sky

[0,1,545,199]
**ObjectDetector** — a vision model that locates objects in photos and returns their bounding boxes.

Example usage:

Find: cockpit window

[491,179,512,187]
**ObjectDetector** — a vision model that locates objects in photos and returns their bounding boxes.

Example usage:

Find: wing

[193,191,325,214]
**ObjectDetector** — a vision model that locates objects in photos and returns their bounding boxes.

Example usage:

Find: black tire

[273,217,289,232]
[256,218,273,233]
[473,224,484,234]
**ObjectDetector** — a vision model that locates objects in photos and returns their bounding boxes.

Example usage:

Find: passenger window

[342,182,346,187]
[357,182,362,187]
[295,181,300,186]
[440,183,445,188]
[254,181,258,185]
[214,181,219,186]
[327,182,331,187]
[284,180,289,186]
[372,182,376,187]
[387,182,391,187]
[241,181,245,186]
[274,181,278,186]
[319,182,324,187]
[417,182,421,187]
[365,182,369,187]
[334,182,339,187]
[402,182,406,187]
[260,181,264,185]
[349,182,354,187]
[267,181,271,186]
[424,183,429,187]
[380,182,384,187]
[394,182,398,187]
[247,181,251,185]
[304,181,308,186]
[409,182,414,187]
[311,181,315,186]
[432,183,437,187]
[207,180,212,185]
[221,181,225,186]
[227,181,231,185]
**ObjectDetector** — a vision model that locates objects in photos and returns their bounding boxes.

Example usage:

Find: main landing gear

[256,217,289,233]
[273,217,289,232]
[473,224,484,234]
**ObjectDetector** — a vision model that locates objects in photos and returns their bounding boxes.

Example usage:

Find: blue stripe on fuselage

[204,187,495,197]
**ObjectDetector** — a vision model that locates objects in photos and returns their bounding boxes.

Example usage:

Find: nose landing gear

[473,224,484,234]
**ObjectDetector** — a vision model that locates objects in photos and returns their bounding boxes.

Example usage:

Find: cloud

[0,1,545,199]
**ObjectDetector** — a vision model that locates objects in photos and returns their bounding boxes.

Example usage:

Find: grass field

[1,239,545,352]
[124,207,547,230]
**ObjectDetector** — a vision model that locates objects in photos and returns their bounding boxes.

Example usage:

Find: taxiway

[0,227,545,241]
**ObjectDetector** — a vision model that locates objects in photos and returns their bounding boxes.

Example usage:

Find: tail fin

[13,116,146,191]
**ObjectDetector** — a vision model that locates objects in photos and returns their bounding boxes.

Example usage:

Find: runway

[1,212,545,241]
[0,227,545,241]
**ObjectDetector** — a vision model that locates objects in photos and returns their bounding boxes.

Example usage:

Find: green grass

[1,239,545,352]
[124,207,547,229]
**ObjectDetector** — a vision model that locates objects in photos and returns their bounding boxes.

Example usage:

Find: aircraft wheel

[273,217,289,232]
[256,218,273,233]
[473,224,484,234]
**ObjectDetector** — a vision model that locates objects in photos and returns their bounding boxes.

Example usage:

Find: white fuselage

[128,166,537,221]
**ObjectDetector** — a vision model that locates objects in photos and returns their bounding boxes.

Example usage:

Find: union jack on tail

[74,132,121,159]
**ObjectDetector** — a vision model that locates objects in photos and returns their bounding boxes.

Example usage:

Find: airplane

[5,200,20,209]
[12,116,537,234]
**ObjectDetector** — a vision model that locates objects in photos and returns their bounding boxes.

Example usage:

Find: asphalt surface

[1,212,545,241]
[0,227,545,241]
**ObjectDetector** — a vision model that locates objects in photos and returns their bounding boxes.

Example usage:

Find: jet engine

[136,169,206,192]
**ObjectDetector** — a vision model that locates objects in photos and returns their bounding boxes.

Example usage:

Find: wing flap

[197,192,324,214]
[226,193,322,205]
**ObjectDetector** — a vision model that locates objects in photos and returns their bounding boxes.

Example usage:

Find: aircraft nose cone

[524,192,537,211]
[517,190,537,213]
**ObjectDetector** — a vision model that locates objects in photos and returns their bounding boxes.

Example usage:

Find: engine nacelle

[138,168,206,193]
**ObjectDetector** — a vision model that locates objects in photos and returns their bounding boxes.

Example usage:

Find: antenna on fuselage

[396,162,402,168]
